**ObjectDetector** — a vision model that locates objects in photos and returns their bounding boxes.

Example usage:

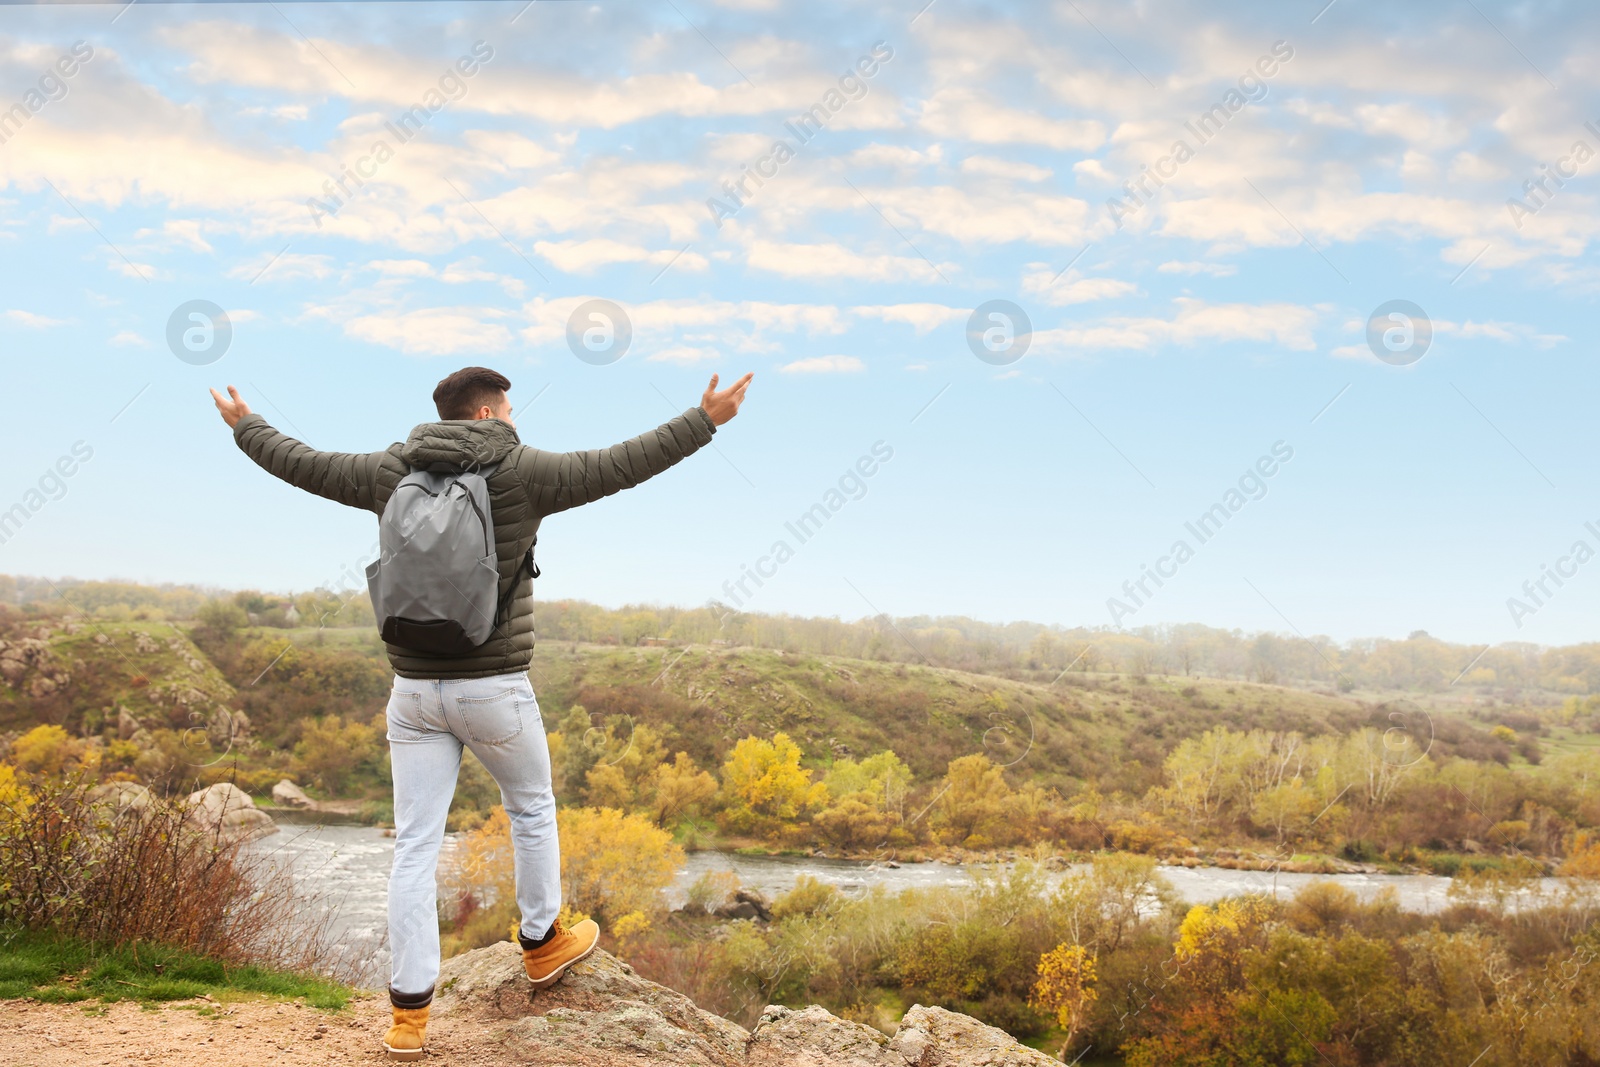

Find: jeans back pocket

[455,688,524,746]
[385,690,430,743]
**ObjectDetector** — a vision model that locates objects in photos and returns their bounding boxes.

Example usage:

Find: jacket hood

[400,418,521,472]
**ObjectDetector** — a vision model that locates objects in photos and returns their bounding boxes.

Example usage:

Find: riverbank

[248,820,1574,991]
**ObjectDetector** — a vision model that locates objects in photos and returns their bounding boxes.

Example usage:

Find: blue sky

[1,0,1598,647]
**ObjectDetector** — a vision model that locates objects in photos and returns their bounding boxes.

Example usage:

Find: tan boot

[383,1005,429,1061]
[521,917,600,989]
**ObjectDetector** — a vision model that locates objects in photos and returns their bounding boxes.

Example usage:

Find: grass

[0,930,351,1010]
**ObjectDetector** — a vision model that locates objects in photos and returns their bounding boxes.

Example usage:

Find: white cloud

[918,88,1105,150]
[532,238,708,275]
[1435,318,1567,347]
[644,345,723,364]
[1072,159,1116,184]
[1034,298,1321,354]
[745,240,952,283]
[231,253,335,283]
[1158,260,1238,277]
[780,355,864,374]
[109,330,149,346]
[366,259,435,278]
[1022,267,1137,306]
[3,310,64,328]
[853,303,965,334]
[959,155,1053,181]
[317,305,516,356]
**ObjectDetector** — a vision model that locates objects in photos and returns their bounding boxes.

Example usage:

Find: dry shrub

[0,776,330,972]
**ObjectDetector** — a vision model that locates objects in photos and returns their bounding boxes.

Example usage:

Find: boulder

[85,780,153,816]
[432,942,1065,1066]
[889,1005,1057,1067]
[714,889,773,923]
[117,705,141,741]
[434,939,747,1066]
[184,782,277,843]
[271,778,317,809]
[747,1005,900,1066]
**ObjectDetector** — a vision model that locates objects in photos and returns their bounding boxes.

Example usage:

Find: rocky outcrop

[890,1006,1057,1066]
[433,942,1056,1067]
[184,782,277,843]
[271,778,317,809]
[85,780,154,816]
[714,888,773,922]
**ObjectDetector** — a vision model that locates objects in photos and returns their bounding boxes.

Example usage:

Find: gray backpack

[365,464,537,654]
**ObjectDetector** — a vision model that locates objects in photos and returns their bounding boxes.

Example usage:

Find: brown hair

[433,366,511,420]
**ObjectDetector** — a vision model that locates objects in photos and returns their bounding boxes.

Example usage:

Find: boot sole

[526,936,599,990]
[383,1044,424,1061]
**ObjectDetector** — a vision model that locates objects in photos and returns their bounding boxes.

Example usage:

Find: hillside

[528,640,1386,796]
[0,605,1525,802]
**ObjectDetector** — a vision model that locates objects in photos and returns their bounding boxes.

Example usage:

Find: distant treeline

[5,573,1599,694]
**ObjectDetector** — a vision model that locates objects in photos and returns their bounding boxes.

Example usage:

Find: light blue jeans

[384,671,559,1002]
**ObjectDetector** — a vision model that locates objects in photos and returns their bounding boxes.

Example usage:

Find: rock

[117,705,141,741]
[85,781,153,816]
[890,1005,1058,1067]
[434,940,747,1066]
[714,889,772,923]
[206,707,238,750]
[271,778,317,809]
[432,943,1071,1066]
[184,782,277,843]
[748,1005,899,1066]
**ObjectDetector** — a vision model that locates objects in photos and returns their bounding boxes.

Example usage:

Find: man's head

[433,366,513,424]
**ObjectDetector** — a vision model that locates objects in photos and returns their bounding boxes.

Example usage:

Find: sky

[1,0,1598,648]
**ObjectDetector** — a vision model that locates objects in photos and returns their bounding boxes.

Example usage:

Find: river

[244,820,1564,987]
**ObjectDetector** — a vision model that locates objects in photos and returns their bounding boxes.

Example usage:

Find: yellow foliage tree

[443,804,684,955]
[1560,831,1600,879]
[1172,895,1275,992]
[930,754,1010,847]
[11,724,93,777]
[293,715,380,794]
[558,806,684,923]
[719,733,828,834]
[1031,943,1098,1056]
[584,762,632,809]
[0,763,31,817]
[649,752,718,827]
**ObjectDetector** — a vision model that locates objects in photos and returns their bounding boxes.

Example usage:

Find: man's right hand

[210,385,253,429]
[701,372,754,427]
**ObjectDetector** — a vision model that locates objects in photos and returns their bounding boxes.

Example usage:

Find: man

[210,367,752,1060]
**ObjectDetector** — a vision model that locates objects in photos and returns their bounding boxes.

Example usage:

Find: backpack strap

[489,459,541,633]
[492,540,538,629]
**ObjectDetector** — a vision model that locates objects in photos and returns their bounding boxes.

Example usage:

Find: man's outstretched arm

[515,372,753,516]
[211,385,392,512]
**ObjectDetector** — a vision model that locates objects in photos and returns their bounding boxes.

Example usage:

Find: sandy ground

[0,994,511,1066]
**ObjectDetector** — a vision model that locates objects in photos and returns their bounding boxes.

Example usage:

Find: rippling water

[247,819,1564,988]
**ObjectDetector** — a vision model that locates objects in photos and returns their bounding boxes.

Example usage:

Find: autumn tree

[648,752,718,827]
[1031,943,1097,1057]
[719,733,828,835]
[292,714,380,794]
[557,806,684,928]
[930,754,1011,847]
[443,804,683,955]
[817,750,914,850]
[10,724,94,777]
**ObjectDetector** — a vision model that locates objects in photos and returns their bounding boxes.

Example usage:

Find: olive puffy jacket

[232,408,717,679]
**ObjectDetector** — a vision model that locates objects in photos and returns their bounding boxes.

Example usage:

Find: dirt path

[0,995,512,1066]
